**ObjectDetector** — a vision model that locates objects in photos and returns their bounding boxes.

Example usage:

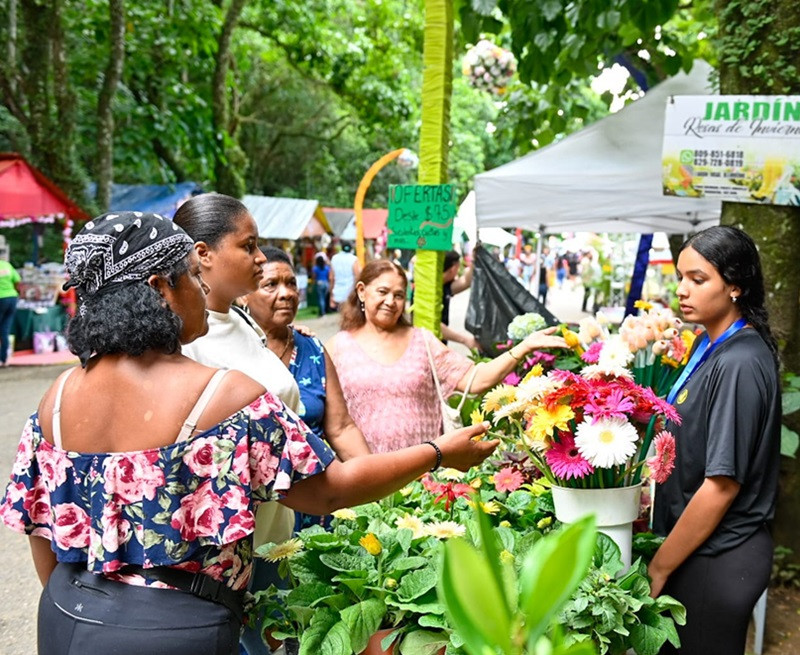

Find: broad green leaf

[305,533,348,551]
[399,629,449,655]
[320,552,372,574]
[652,593,687,625]
[475,508,512,616]
[629,622,669,655]
[397,568,439,602]
[299,608,339,655]
[419,614,449,629]
[340,598,387,653]
[330,576,369,597]
[438,538,514,654]
[389,556,429,573]
[320,620,352,655]
[781,391,800,414]
[593,533,624,577]
[781,426,799,458]
[286,582,335,608]
[385,598,444,614]
[519,516,596,645]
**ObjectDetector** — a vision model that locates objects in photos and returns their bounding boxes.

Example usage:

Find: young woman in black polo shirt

[650,226,781,655]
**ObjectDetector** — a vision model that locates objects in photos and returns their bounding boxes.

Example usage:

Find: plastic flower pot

[551,483,643,573]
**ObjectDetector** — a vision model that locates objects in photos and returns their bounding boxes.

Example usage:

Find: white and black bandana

[64,211,194,300]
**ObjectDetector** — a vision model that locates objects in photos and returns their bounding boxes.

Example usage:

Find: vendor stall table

[12,303,67,351]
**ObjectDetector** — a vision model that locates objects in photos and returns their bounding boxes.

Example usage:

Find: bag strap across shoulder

[422,330,480,409]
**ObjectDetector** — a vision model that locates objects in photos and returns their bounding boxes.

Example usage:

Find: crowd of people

[0,194,782,655]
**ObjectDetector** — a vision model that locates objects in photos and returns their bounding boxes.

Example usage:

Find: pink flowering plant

[479,364,680,489]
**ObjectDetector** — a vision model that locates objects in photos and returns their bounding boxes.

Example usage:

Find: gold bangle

[508,348,522,362]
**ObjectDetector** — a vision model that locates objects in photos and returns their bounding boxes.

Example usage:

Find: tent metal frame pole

[533,224,544,291]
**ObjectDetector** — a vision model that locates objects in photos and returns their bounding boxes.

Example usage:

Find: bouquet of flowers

[462,39,516,95]
[565,303,697,397]
[481,364,681,489]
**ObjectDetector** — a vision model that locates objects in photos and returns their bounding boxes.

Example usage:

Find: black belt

[120,565,246,623]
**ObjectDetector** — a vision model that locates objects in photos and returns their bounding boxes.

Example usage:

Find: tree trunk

[95,0,126,212]
[17,0,88,211]
[212,0,247,197]
[715,0,800,558]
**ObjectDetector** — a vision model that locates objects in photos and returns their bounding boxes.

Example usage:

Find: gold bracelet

[508,348,522,362]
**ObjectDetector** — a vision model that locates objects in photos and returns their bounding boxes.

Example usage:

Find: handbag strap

[423,331,480,410]
[456,364,481,412]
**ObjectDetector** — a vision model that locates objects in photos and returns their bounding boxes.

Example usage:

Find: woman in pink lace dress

[329,260,566,453]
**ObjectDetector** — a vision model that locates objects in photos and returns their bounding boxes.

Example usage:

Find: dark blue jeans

[0,296,17,363]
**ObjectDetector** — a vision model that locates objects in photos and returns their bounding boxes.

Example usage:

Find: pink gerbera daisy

[584,388,635,421]
[545,434,595,480]
[494,466,524,493]
[503,371,522,385]
[647,431,677,483]
[581,341,603,364]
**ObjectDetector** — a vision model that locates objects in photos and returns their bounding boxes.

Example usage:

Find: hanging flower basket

[462,40,516,95]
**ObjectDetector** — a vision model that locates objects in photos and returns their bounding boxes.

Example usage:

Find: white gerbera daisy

[597,335,634,369]
[438,468,465,481]
[261,538,303,562]
[580,364,634,381]
[395,513,426,538]
[425,520,467,540]
[574,417,639,468]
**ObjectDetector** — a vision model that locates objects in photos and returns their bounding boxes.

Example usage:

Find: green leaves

[518,516,597,646]
[341,598,387,653]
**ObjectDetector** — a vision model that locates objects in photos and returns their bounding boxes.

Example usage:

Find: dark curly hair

[681,225,779,364]
[66,257,189,366]
[340,259,410,331]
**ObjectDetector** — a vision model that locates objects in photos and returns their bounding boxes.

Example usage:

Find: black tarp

[465,244,560,354]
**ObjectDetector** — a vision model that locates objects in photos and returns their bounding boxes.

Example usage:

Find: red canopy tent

[0,153,88,252]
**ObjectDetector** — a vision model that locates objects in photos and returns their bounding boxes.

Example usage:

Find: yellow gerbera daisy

[499,549,515,564]
[262,538,303,562]
[525,404,575,445]
[470,477,483,489]
[359,533,383,556]
[634,299,653,311]
[536,517,553,529]
[482,384,517,413]
[481,501,501,515]
[522,364,544,383]
[470,408,485,425]
[331,508,357,521]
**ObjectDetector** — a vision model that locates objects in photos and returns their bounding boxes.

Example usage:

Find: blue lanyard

[666,318,747,405]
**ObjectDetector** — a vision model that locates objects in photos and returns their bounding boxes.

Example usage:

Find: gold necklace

[276,328,294,361]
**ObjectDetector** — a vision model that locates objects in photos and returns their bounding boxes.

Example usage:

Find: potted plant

[251,501,464,655]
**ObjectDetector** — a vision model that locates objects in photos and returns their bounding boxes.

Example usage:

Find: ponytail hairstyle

[681,225,779,365]
[173,193,250,246]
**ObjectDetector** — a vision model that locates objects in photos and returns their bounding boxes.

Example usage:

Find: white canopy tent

[454,191,517,247]
[474,60,721,236]
[242,195,331,240]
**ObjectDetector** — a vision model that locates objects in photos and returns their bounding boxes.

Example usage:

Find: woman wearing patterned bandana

[0,211,496,654]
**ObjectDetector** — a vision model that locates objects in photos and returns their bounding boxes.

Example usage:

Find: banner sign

[387,184,457,251]
[662,95,800,206]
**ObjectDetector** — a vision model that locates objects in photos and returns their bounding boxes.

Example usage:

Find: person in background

[579,251,599,313]
[556,252,569,288]
[310,254,332,317]
[0,247,20,367]
[329,243,360,311]
[242,248,372,531]
[440,249,480,350]
[519,243,536,290]
[650,226,780,655]
[329,259,566,454]
[537,249,550,305]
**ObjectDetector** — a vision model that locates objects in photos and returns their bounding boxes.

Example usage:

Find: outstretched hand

[520,326,568,351]
[435,422,498,471]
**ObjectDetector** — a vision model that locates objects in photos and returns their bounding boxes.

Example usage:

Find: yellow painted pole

[354,148,406,267]
[414,0,453,336]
